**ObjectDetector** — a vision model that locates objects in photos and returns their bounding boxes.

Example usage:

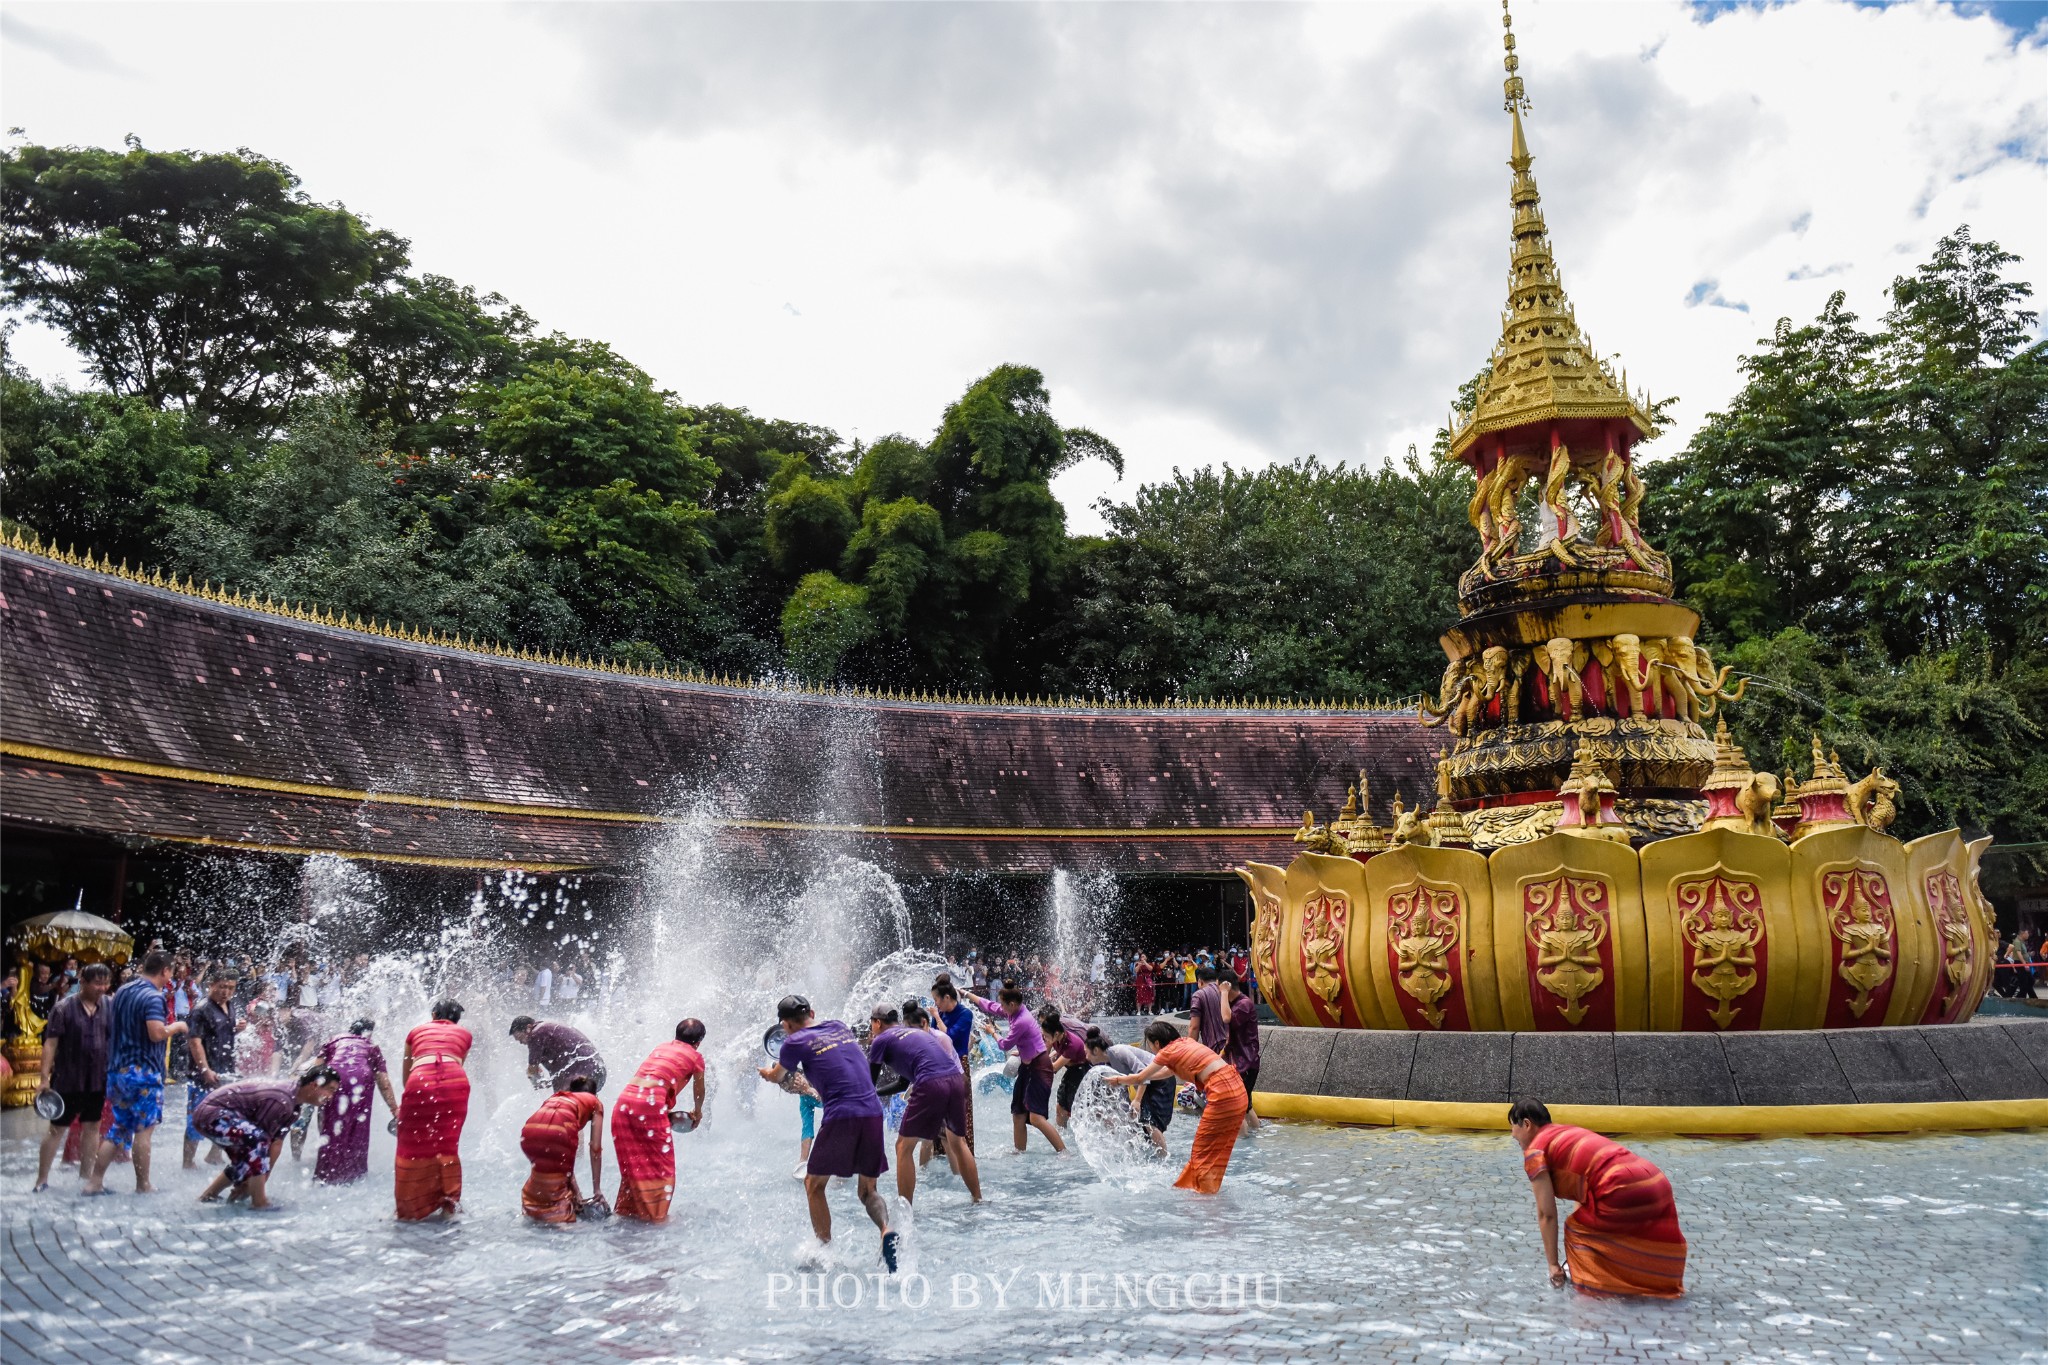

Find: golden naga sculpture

[1236,1,1997,1036]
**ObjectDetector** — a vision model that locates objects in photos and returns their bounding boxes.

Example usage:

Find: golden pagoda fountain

[1240,2,1997,1036]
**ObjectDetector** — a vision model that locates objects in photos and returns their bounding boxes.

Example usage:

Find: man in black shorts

[34,963,111,1191]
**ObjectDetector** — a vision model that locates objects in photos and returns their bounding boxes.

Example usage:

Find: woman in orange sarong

[610,1018,707,1223]
[394,999,473,1222]
[1105,1020,1248,1194]
[1509,1099,1687,1298]
[520,1078,604,1224]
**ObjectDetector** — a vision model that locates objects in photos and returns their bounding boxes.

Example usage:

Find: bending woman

[1104,1019,1247,1193]
[395,999,472,1221]
[1509,1098,1687,1297]
[611,1018,707,1222]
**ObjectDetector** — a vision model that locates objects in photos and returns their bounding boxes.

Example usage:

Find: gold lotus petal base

[1243,825,1997,1032]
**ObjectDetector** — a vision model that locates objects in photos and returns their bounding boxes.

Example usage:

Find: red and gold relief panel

[1674,873,1767,1031]
[1920,869,1973,1026]
[1521,875,1617,1030]
[1820,865,1898,1027]
[1385,885,1469,1030]
[1298,891,1360,1028]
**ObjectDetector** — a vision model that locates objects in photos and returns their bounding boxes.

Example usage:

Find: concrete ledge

[1248,1019,2048,1125]
[1250,1092,2048,1134]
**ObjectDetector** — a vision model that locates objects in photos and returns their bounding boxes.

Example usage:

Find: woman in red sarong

[520,1077,604,1223]
[394,999,473,1222]
[611,1018,707,1223]
[1133,954,1156,1015]
[1509,1099,1687,1298]
[1105,1020,1249,1194]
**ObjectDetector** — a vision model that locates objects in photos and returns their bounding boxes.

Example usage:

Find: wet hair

[1143,1019,1182,1050]
[299,1064,341,1088]
[140,948,172,976]
[430,999,465,1023]
[1084,1025,1113,1053]
[1034,1005,1064,1032]
[1507,1099,1552,1129]
[901,999,927,1027]
[870,1006,900,1028]
[1196,965,1218,983]
[79,963,111,985]
[206,969,239,987]
[676,1018,706,1045]
[998,986,1024,1007]
[509,1015,537,1036]
[566,1076,599,1094]
[932,971,953,986]
[932,980,959,1002]
[349,1018,375,1036]
[776,994,812,1023]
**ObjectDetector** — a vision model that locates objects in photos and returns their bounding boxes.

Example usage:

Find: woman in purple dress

[315,1018,399,1184]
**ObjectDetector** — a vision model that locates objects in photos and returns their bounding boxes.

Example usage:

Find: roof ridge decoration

[1448,0,1657,463]
[0,527,1417,715]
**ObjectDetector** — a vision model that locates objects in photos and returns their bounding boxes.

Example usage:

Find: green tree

[156,398,582,647]
[479,354,717,656]
[1060,454,1472,701]
[1642,227,2048,842]
[343,273,533,457]
[1,353,214,564]
[2,144,406,432]
[776,365,1121,685]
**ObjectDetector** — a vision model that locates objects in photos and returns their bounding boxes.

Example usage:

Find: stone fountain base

[1250,1019,2048,1133]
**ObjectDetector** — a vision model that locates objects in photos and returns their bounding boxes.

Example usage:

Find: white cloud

[3,1,2042,535]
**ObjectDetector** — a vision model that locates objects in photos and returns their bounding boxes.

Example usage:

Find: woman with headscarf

[611,1018,706,1222]
[315,1017,398,1184]
[394,1000,471,1221]
[1104,1019,1248,1193]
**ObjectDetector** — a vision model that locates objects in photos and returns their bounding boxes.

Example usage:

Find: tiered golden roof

[1447,1,1657,462]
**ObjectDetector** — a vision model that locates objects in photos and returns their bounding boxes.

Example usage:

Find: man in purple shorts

[757,995,899,1272]
[871,1001,982,1207]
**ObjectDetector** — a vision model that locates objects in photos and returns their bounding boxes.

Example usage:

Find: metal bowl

[33,1090,66,1122]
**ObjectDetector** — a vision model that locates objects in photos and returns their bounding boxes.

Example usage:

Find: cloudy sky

[4,1,2043,531]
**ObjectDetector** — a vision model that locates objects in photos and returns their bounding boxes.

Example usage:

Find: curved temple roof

[0,546,1444,875]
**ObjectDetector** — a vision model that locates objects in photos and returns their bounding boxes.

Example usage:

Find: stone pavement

[4,1102,2044,1364]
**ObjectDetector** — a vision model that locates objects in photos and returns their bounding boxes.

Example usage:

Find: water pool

[4,1080,2043,1364]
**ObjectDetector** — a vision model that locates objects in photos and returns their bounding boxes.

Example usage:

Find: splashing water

[1046,868,1115,1009]
[1067,1061,1173,1190]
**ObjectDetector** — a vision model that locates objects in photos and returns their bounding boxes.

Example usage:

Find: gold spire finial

[1446,0,1657,469]
[1502,0,1529,115]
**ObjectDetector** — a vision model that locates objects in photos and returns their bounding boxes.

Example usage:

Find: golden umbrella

[11,909,134,965]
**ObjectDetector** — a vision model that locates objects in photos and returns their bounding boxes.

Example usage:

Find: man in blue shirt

[84,948,187,1195]
[930,978,978,1158]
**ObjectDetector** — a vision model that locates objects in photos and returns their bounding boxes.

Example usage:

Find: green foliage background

[5,144,2043,846]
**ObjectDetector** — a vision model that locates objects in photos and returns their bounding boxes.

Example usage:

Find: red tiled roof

[0,549,1444,873]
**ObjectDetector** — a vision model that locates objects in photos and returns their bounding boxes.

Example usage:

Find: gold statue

[1419,657,1477,735]
[1293,810,1346,856]
[1541,636,1583,720]
[1658,636,1745,722]
[1391,796,1436,848]
[1300,893,1348,1008]
[1846,767,1901,833]
[1734,770,1782,839]
[1527,878,1609,1025]
[1678,877,1763,1028]
[1826,869,1895,1019]
[1388,886,1461,1027]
